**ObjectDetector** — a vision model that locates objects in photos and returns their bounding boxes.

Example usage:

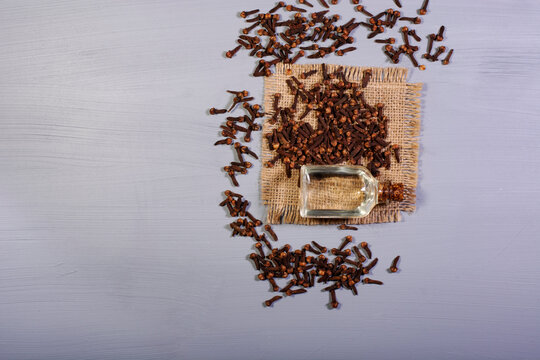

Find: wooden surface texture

[0,1,539,359]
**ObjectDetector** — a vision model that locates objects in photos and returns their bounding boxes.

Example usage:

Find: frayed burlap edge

[261,63,422,225]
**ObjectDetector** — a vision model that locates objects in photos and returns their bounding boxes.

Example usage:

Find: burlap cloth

[261,63,422,225]
[306,174,365,211]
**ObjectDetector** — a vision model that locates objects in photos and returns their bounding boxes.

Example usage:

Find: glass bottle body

[299,165,380,219]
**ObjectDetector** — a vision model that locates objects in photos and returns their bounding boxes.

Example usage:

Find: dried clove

[330,289,339,308]
[389,255,400,273]
[287,288,308,295]
[210,107,227,115]
[442,49,453,65]
[399,16,421,25]
[214,138,233,146]
[431,46,446,61]
[264,295,283,306]
[336,47,357,56]
[264,225,278,241]
[436,25,445,41]
[318,0,330,9]
[225,45,242,58]
[375,37,395,44]
[338,224,358,231]
[418,0,429,15]
[408,29,421,42]
[355,5,373,17]
[362,278,383,285]
[312,241,327,253]
[299,0,314,7]
[360,241,372,259]
[240,9,259,18]
[338,236,353,251]
[363,257,378,273]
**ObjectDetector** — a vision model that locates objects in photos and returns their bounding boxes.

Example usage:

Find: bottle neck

[377,182,405,203]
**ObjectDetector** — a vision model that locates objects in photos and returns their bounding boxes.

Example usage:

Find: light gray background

[1,1,539,359]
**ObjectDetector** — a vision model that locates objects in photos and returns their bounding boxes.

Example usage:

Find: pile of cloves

[211,90,262,186]
[220,190,278,248]
[265,64,399,178]
[226,0,453,74]
[226,3,362,76]
[355,0,454,69]
[219,191,402,308]
[252,235,388,308]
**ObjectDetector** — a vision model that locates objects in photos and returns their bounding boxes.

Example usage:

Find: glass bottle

[299,165,404,219]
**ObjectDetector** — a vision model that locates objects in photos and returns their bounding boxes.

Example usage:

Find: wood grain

[0,1,539,359]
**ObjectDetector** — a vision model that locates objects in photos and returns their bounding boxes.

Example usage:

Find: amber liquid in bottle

[299,165,403,219]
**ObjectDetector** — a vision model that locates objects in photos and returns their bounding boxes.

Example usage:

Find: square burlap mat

[261,63,422,225]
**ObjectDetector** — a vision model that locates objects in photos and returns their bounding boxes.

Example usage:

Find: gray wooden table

[1,1,539,359]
